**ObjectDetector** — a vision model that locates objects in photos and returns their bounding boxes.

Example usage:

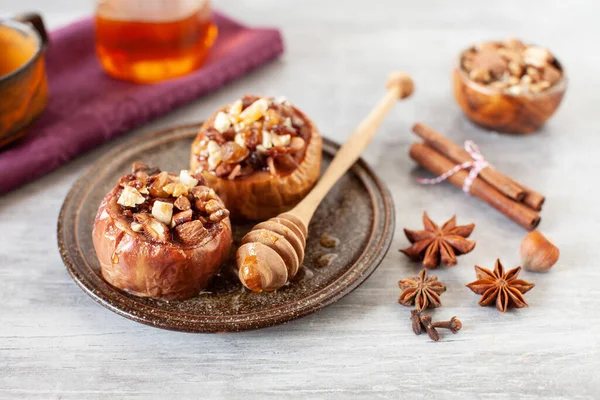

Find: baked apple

[190,95,322,220]
[92,162,232,300]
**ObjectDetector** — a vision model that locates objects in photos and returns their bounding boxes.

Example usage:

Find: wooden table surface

[1,1,598,398]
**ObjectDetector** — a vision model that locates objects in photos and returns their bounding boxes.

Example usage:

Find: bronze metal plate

[57,124,394,332]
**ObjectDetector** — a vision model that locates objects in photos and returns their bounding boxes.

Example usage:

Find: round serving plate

[57,123,394,333]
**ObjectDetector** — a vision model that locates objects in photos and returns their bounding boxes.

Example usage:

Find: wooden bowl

[453,53,567,134]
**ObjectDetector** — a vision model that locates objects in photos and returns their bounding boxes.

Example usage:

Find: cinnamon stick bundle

[412,123,545,211]
[410,143,541,231]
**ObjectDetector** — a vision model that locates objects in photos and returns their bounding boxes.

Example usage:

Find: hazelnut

[520,231,559,272]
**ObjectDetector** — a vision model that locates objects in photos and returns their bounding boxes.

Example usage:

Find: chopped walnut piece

[172,209,193,226]
[138,214,171,243]
[175,220,209,245]
[190,186,217,201]
[174,196,191,211]
[148,171,171,198]
[209,209,230,223]
[163,182,189,197]
[205,199,223,214]
[117,186,146,208]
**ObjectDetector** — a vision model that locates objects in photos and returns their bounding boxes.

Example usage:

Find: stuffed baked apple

[190,95,322,220]
[92,162,232,300]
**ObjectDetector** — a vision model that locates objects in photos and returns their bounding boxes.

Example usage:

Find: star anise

[398,269,446,312]
[400,212,476,268]
[466,259,535,313]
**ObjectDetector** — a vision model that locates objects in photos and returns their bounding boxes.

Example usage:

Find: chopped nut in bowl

[453,38,567,134]
[190,95,322,220]
[92,162,232,300]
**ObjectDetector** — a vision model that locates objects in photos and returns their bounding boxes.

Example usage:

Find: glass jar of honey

[95,0,217,83]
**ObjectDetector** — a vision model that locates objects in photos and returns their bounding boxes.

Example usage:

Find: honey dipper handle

[291,72,414,225]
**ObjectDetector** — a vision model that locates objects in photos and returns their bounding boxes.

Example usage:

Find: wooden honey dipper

[236,72,414,292]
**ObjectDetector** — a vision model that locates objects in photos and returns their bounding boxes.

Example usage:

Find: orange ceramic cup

[0,13,49,148]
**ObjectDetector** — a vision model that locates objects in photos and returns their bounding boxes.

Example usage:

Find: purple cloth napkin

[0,12,284,193]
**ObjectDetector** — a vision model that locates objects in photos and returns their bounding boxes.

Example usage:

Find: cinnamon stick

[412,123,545,210]
[410,142,541,231]
[510,180,545,211]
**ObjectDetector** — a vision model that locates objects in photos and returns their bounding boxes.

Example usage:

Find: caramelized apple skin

[93,185,232,300]
[191,106,322,221]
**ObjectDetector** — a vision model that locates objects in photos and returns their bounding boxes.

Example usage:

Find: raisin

[245,152,266,170]
[244,128,261,150]
[222,142,250,164]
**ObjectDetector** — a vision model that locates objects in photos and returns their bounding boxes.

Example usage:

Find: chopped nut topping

[213,111,232,133]
[117,186,146,208]
[172,209,193,226]
[135,213,171,244]
[229,99,243,120]
[205,199,223,215]
[174,196,191,211]
[208,209,230,223]
[207,140,223,171]
[234,133,246,148]
[193,95,311,178]
[163,182,189,198]
[272,133,291,147]
[239,98,269,125]
[179,170,198,189]
[190,186,216,201]
[152,201,173,225]
[148,171,170,198]
[175,220,209,245]
[115,163,230,246]
[461,39,562,95]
